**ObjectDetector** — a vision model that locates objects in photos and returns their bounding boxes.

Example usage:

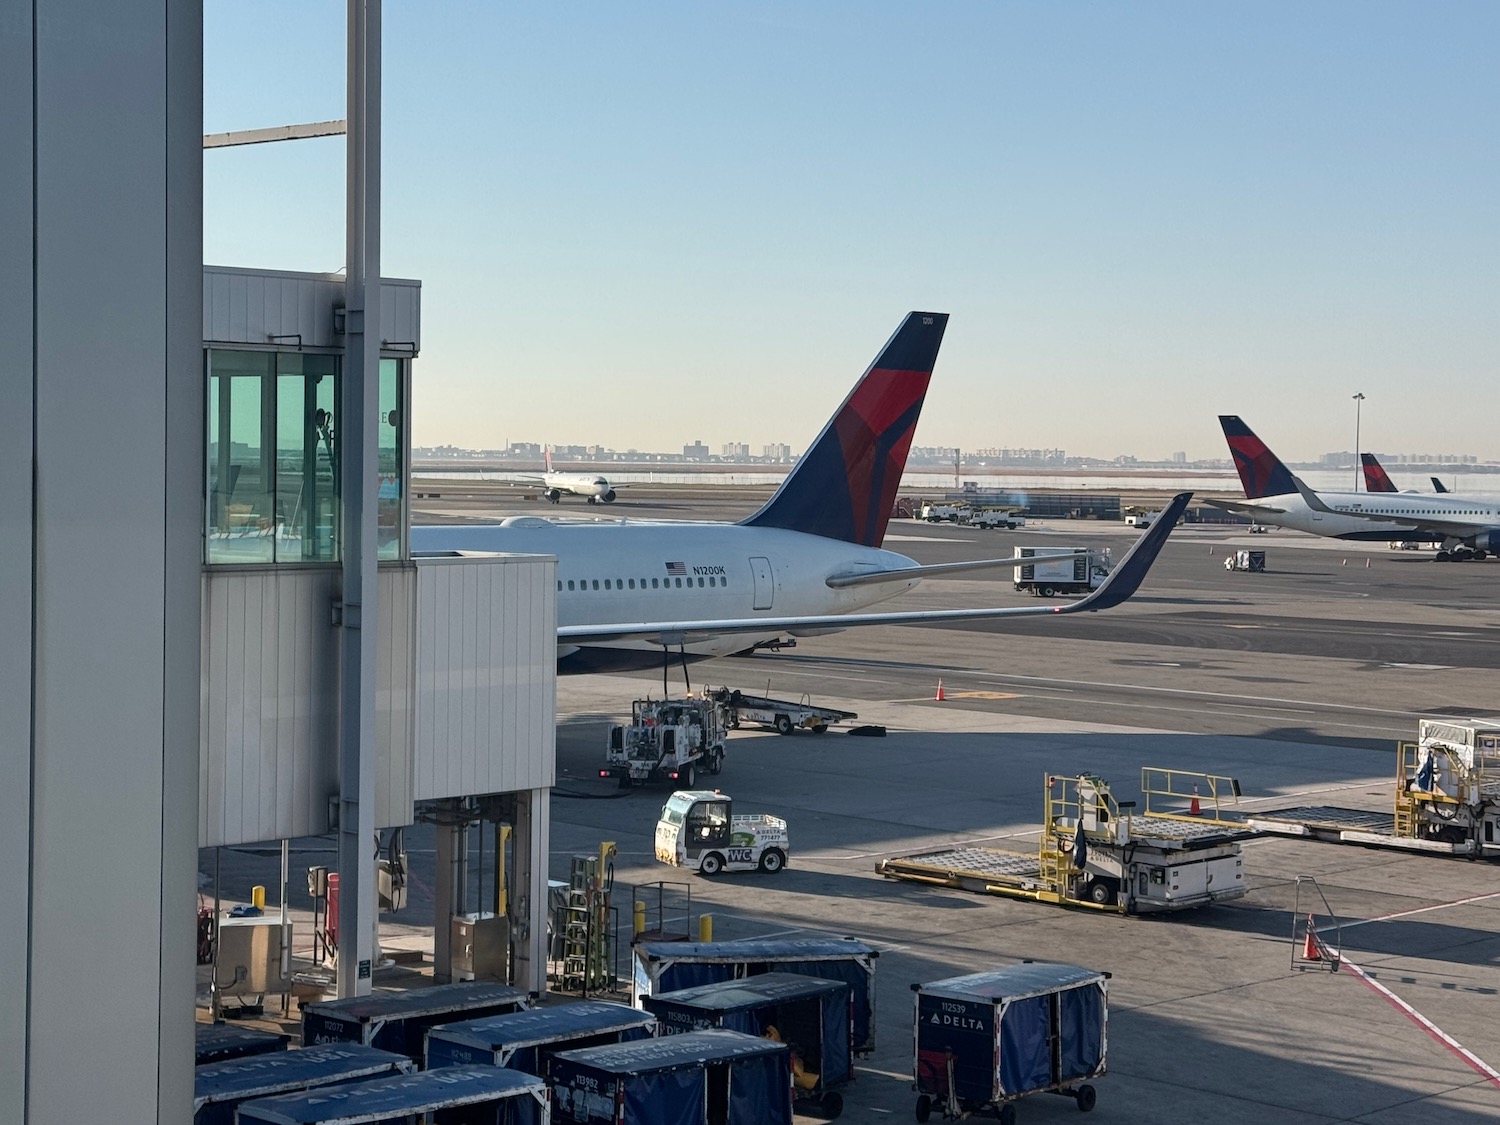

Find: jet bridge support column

[511,787,551,996]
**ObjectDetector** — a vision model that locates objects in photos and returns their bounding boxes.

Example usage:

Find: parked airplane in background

[1208,416,1438,545]
[414,312,1189,665]
[509,449,618,504]
[1292,475,1500,561]
[1361,453,1449,495]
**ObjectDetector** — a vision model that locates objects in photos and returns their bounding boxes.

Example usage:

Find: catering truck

[1012,547,1111,597]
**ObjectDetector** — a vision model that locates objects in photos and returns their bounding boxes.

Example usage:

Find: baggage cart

[426,1000,656,1073]
[237,1065,549,1124]
[194,1044,411,1125]
[912,963,1108,1123]
[194,1023,289,1066]
[642,972,851,1119]
[631,937,879,1055]
[301,981,532,1061]
[550,1028,792,1125]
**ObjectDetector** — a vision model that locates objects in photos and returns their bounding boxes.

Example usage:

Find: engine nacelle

[601,489,617,503]
[544,488,561,503]
[1470,529,1500,551]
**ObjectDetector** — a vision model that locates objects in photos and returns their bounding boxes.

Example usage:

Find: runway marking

[949,690,1022,700]
[1336,955,1500,1089]
[1379,662,1450,671]
[1335,890,1500,931]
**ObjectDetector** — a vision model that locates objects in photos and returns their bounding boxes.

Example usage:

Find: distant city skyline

[204,4,1498,458]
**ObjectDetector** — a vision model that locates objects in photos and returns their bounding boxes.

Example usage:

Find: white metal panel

[414,555,556,802]
[203,265,421,354]
[378,565,417,827]
[381,278,422,352]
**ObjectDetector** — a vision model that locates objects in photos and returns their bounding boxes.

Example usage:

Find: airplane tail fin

[1431,476,1449,494]
[545,448,553,473]
[1218,416,1297,499]
[1361,453,1397,493]
[741,312,948,547]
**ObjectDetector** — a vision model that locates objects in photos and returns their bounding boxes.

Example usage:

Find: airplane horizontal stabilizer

[825,551,1095,588]
[556,492,1191,646]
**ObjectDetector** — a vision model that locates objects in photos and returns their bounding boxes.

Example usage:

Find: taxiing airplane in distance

[1291,474,1500,562]
[508,450,618,505]
[413,312,1190,666]
[1361,453,1449,495]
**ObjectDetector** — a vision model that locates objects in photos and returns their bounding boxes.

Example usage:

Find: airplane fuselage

[411,518,921,656]
[1228,493,1437,541]
[1232,490,1500,544]
[542,473,616,503]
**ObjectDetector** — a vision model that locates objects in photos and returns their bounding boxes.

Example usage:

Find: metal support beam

[336,0,382,998]
[510,788,551,997]
[203,120,348,148]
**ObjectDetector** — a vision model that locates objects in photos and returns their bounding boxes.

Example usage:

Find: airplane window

[604,579,612,590]
[628,579,635,589]
[698,577,705,587]
[567,580,575,591]
[675,577,683,588]
[557,581,561,591]
[592,579,599,590]
[652,578,659,589]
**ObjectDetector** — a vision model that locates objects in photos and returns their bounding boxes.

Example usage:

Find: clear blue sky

[204,2,1498,462]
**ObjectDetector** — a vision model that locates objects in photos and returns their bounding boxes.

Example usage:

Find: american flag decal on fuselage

[665,561,687,576]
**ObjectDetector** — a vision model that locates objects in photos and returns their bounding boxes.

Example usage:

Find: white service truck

[602,696,727,789]
[1013,546,1111,597]
[919,502,968,523]
[1124,509,1160,528]
[968,509,1026,530]
[655,791,789,875]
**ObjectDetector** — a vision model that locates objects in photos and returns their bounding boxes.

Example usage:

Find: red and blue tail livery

[1360,453,1397,493]
[1219,415,1297,499]
[742,312,947,547]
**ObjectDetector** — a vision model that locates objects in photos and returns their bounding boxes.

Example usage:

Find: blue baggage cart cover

[237,1066,545,1124]
[647,971,845,1010]
[302,980,530,1024]
[430,999,657,1054]
[195,1023,289,1065]
[917,963,1106,1003]
[194,1044,411,1112]
[554,1027,786,1073]
[634,937,876,965]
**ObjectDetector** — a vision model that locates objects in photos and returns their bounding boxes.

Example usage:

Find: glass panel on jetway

[750,556,774,610]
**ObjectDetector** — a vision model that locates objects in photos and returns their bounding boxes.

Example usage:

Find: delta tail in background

[1362,453,1449,496]
[413,312,1189,664]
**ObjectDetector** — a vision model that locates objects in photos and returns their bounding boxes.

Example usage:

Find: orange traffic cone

[934,679,946,702]
[1189,783,1201,816]
[1302,916,1321,962]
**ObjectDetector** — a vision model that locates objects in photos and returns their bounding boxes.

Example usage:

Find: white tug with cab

[655,791,790,876]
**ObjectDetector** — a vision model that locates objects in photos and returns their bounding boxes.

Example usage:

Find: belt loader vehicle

[602,695,727,788]
[1012,548,1111,598]
[703,686,857,735]
[879,770,1251,914]
[656,791,789,876]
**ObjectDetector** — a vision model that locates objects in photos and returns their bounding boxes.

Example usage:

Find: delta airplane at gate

[413,313,1189,663]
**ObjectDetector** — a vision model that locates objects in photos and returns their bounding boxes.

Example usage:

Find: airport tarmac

[204,490,1500,1122]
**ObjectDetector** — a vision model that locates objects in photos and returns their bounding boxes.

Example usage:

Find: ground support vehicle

[1012,548,1110,597]
[656,791,790,876]
[643,972,853,1119]
[550,1029,792,1125]
[968,509,1025,530]
[194,1045,411,1125]
[1245,719,1500,857]
[920,503,969,523]
[425,1000,656,1073]
[237,1066,548,1125]
[878,771,1251,914]
[300,981,531,1060]
[1123,507,1159,527]
[603,695,728,789]
[912,963,1108,1124]
[1224,549,1266,572]
[631,937,880,1056]
[704,686,857,735]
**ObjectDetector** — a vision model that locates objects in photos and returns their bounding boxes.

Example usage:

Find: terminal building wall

[1,4,202,1122]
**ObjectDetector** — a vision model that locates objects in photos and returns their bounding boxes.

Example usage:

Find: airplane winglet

[1056,492,1192,614]
[1290,474,1337,515]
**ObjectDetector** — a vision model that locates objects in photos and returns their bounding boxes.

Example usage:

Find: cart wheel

[1084,878,1117,906]
[700,852,724,876]
[811,722,828,734]
[820,1090,843,1119]
[1075,1084,1097,1112]
[707,751,723,776]
[914,1094,932,1123]
[758,848,786,874]
[774,714,794,735]
[998,1104,1018,1125]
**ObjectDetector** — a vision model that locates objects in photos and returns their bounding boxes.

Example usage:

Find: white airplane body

[512,451,617,504]
[412,312,1189,666]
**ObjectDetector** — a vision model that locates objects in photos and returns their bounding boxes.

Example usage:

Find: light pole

[1352,393,1365,490]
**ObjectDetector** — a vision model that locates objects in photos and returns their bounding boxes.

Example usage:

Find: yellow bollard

[634,901,646,937]
[699,914,713,942]
[251,885,265,910]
